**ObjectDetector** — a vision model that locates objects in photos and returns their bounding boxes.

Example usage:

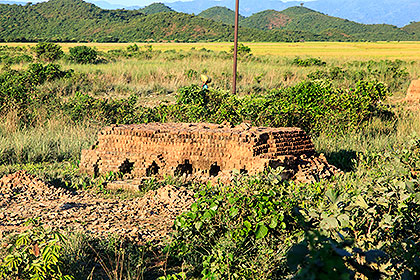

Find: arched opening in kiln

[175,160,193,176]
[209,162,221,177]
[93,163,100,178]
[258,133,269,145]
[146,161,160,176]
[119,159,134,175]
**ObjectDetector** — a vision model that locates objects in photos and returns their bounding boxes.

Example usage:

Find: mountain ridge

[2,0,420,27]
[0,0,418,42]
[168,0,420,27]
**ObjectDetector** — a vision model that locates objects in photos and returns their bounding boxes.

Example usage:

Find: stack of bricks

[79,122,315,178]
[406,79,420,102]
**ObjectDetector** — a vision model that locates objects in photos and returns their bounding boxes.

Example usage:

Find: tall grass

[313,107,420,172]
[0,118,97,165]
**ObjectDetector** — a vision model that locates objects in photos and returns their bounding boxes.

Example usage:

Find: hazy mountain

[304,0,420,27]
[86,0,125,10]
[168,0,299,17]
[197,6,412,41]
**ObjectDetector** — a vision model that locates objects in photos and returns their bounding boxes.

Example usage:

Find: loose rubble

[0,152,339,242]
[0,171,195,243]
[293,153,342,183]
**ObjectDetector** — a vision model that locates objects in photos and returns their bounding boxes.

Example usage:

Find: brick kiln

[80,122,315,179]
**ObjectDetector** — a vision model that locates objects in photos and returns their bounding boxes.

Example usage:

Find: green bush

[166,81,389,134]
[167,143,420,279]
[0,63,73,125]
[230,43,252,56]
[64,92,139,124]
[168,175,304,279]
[292,57,326,67]
[308,59,409,92]
[33,42,64,62]
[68,46,97,64]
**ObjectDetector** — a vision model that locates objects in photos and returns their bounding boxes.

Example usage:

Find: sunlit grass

[2,41,420,60]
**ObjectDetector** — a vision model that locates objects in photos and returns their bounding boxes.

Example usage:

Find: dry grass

[2,42,420,60]
[0,117,98,165]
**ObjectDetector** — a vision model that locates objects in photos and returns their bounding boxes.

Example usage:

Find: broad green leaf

[243,221,252,231]
[255,224,268,239]
[269,216,278,229]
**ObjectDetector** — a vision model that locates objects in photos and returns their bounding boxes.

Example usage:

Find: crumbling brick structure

[406,79,420,102]
[80,123,315,178]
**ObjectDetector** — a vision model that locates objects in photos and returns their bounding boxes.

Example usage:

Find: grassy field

[1,41,420,279]
[2,41,420,59]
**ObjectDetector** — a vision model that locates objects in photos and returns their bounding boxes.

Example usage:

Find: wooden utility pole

[232,0,239,94]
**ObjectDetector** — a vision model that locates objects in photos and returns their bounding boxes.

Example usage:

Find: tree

[68,46,97,64]
[33,42,64,62]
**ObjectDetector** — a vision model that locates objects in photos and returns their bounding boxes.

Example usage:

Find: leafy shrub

[230,43,252,56]
[126,43,139,52]
[168,176,303,279]
[292,57,326,67]
[168,80,389,134]
[0,219,74,280]
[0,63,73,124]
[33,42,64,62]
[184,68,198,78]
[167,143,420,279]
[64,92,139,124]
[0,46,33,64]
[26,63,73,86]
[176,84,208,105]
[68,46,97,64]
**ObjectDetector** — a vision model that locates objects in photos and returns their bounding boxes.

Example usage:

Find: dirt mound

[0,170,72,207]
[0,171,195,243]
[406,79,420,102]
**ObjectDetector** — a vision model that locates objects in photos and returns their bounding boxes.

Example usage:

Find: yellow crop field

[2,41,420,60]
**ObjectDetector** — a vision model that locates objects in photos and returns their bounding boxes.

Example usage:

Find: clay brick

[80,123,315,178]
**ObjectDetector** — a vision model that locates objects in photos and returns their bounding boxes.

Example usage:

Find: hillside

[139,2,174,14]
[241,7,413,41]
[403,21,420,39]
[168,0,420,27]
[241,10,291,30]
[198,6,244,25]
[0,0,324,42]
[0,0,417,42]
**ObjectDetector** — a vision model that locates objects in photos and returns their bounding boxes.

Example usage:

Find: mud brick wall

[406,79,420,101]
[80,123,315,178]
